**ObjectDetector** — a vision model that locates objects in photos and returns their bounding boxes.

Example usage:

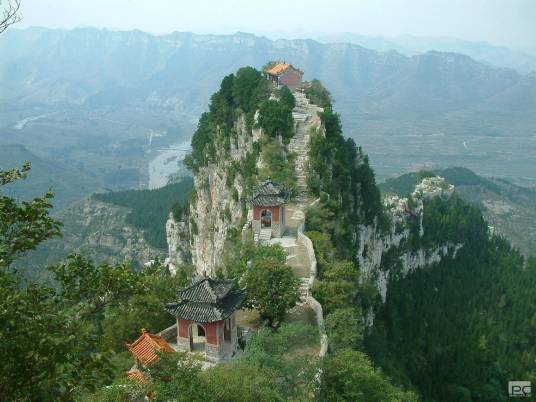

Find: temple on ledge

[164,278,245,362]
[250,180,290,242]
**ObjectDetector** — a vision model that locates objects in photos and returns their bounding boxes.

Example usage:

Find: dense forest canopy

[303,80,536,401]
[93,178,193,249]
[305,80,385,262]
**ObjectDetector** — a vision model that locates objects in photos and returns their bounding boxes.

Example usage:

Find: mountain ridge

[2,27,535,194]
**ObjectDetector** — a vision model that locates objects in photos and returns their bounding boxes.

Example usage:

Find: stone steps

[299,278,310,300]
[259,228,272,244]
[289,91,320,203]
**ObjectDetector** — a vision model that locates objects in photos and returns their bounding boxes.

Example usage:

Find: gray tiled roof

[250,180,290,206]
[165,278,245,323]
[177,278,234,303]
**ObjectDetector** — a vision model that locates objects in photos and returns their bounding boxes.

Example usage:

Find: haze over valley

[3,1,536,400]
[2,28,536,213]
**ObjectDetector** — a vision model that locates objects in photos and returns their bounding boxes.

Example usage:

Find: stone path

[270,88,324,300]
[288,90,323,207]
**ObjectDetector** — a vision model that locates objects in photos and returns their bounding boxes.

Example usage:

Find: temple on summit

[264,62,304,90]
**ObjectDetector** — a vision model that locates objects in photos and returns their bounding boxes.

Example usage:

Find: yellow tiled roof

[126,369,148,384]
[127,329,175,367]
[265,62,291,75]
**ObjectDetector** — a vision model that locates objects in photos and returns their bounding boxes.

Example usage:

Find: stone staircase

[288,90,322,206]
[299,277,310,300]
[270,89,324,301]
[258,228,272,244]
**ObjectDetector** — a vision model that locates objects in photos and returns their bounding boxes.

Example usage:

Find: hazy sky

[15,0,536,51]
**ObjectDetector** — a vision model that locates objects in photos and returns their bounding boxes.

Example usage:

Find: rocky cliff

[18,198,166,279]
[166,70,461,304]
[187,114,258,276]
[356,178,461,302]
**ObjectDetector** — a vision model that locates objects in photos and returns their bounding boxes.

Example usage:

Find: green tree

[312,260,359,315]
[321,349,417,402]
[245,257,300,328]
[304,79,332,109]
[232,66,268,113]
[80,378,148,402]
[243,322,319,400]
[101,266,187,352]
[150,352,208,402]
[0,165,179,401]
[278,85,296,109]
[326,307,364,351]
[258,138,297,192]
[258,99,294,142]
[0,163,62,268]
[204,361,284,402]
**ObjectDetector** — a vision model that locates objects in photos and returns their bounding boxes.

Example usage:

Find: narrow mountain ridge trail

[269,88,323,301]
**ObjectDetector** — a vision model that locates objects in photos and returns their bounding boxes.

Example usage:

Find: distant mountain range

[2,28,535,125]
[314,33,536,74]
[1,27,535,206]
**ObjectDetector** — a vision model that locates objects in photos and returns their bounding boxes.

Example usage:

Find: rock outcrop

[356,176,460,301]
[167,114,258,276]
[17,198,166,274]
[165,70,461,307]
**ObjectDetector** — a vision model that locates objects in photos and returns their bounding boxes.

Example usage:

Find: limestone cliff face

[355,177,461,302]
[167,114,261,276]
[166,213,190,269]
[18,198,166,273]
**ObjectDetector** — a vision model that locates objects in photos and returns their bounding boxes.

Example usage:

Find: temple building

[264,62,304,90]
[250,180,290,241]
[127,328,175,367]
[164,278,245,362]
[126,328,176,383]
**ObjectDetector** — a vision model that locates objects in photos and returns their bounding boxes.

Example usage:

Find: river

[148,140,191,189]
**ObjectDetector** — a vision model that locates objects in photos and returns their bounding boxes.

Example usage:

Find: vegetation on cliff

[185,67,294,171]
[303,80,536,400]
[305,228,414,399]
[367,194,536,401]
[381,167,536,256]
[305,81,385,262]
[184,67,297,197]
[93,178,193,249]
[244,252,300,329]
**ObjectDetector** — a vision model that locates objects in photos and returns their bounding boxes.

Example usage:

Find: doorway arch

[188,323,206,352]
[261,209,272,228]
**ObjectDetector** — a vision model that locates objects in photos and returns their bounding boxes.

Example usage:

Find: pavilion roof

[265,62,303,76]
[126,369,148,384]
[165,278,245,323]
[250,180,290,206]
[127,329,175,367]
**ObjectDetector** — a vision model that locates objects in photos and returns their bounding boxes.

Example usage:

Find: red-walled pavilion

[250,180,290,240]
[165,278,245,362]
[264,62,304,90]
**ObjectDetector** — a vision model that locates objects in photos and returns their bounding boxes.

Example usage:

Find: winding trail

[268,88,329,356]
[268,89,323,298]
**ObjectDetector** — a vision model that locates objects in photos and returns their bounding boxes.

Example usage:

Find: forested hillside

[16,179,193,280]
[93,178,193,249]
[367,196,536,401]
[301,82,536,401]
[380,167,536,256]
